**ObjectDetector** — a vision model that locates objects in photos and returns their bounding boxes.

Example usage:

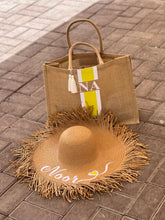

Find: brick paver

[10,202,61,220]
[91,208,122,220]
[0,0,165,219]
[0,0,99,63]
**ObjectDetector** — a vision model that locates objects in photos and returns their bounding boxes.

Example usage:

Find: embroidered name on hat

[77,66,102,116]
[40,161,113,184]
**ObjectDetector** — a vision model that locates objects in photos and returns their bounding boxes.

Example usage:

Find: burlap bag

[43,19,139,124]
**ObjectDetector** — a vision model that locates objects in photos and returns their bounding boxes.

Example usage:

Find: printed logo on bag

[77,66,102,116]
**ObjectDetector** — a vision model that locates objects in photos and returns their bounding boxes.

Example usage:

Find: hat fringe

[9,107,149,202]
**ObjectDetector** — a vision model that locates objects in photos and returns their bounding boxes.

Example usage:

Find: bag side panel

[97,55,139,124]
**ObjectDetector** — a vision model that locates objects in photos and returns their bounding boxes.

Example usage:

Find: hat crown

[58,126,97,166]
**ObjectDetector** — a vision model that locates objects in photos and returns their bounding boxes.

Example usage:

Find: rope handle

[68,42,104,70]
[66,19,104,54]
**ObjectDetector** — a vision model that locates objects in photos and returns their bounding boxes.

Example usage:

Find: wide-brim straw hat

[11,107,149,202]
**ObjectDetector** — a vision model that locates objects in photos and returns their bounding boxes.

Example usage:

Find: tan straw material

[10,107,149,202]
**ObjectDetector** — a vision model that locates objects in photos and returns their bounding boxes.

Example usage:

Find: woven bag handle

[68,42,104,69]
[67,19,104,54]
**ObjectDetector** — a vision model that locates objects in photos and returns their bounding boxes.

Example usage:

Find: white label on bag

[77,66,102,116]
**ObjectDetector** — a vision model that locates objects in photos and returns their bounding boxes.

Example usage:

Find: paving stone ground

[0,0,165,219]
[0,0,99,63]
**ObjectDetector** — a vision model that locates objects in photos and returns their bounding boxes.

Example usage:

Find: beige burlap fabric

[43,19,139,124]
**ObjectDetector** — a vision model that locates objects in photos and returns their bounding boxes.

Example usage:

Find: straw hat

[11,107,148,202]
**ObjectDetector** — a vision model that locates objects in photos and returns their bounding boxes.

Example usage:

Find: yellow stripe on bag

[84,91,98,116]
[78,66,101,116]
[80,90,101,117]
[77,66,98,83]
[81,67,95,82]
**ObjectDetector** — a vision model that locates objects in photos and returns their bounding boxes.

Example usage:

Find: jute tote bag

[43,19,139,124]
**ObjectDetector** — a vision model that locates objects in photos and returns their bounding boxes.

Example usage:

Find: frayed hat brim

[9,107,149,202]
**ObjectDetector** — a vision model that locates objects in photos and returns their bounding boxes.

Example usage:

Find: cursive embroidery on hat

[41,162,113,184]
